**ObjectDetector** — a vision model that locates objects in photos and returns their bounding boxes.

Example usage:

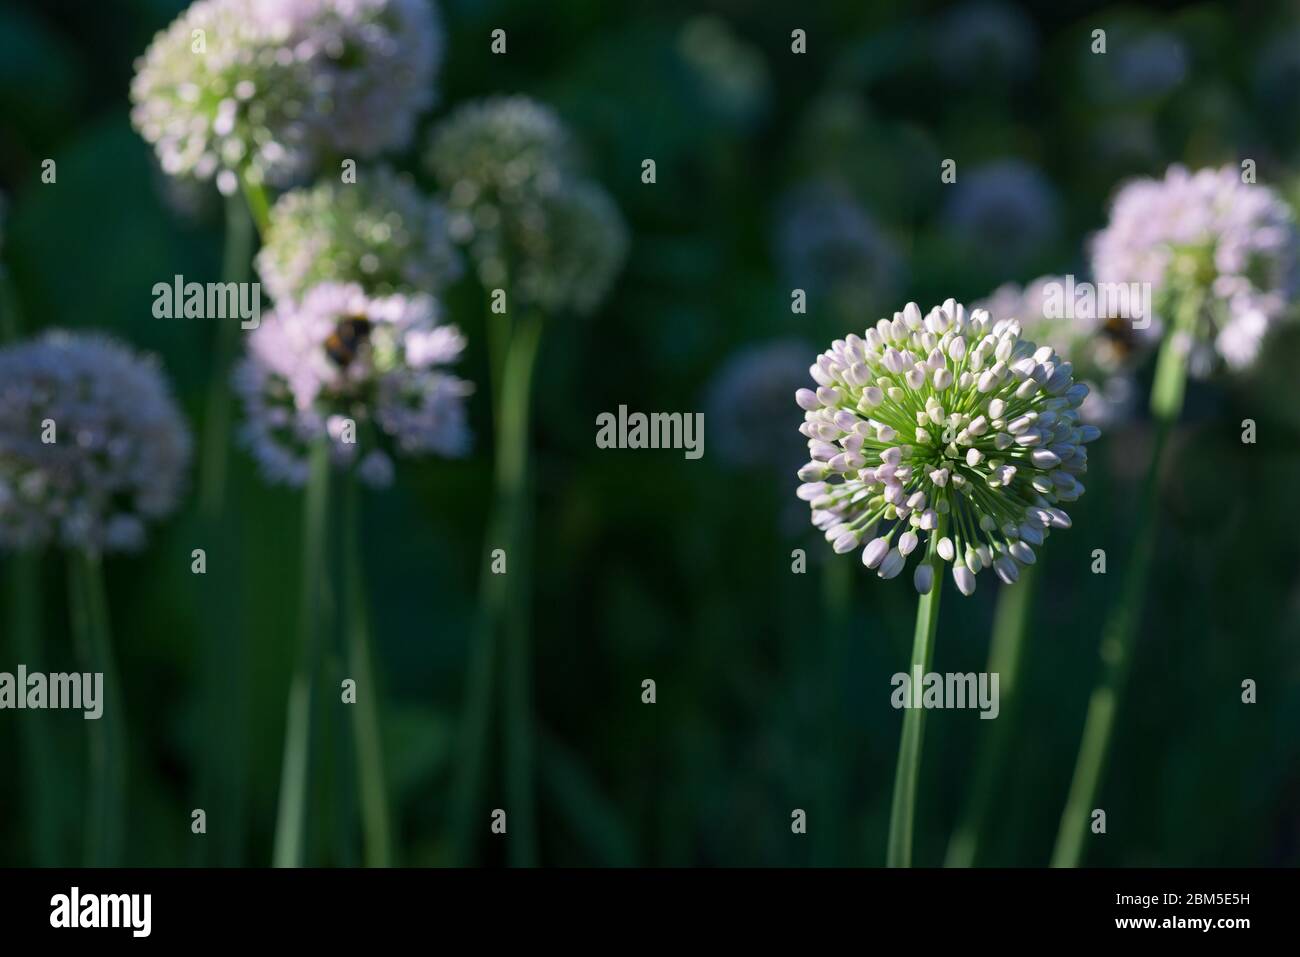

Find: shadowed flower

[0,333,192,552]
[977,276,1143,426]
[131,0,442,194]
[425,95,628,315]
[234,282,471,487]
[933,1,1037,84]
[942,160,1060,268]
[705,338,813,469]
[1091,164,1300,373]
[775,181,902,317]
[502,178,629,316]
[795,300,1096,596]
[256,166,461,303]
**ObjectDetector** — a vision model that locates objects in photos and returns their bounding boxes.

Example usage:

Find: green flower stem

[497,312,544,867]
[69,550,124,866]
[240,177,272,237]
[195,190,253,866]
[886,509,948,867]
[945,561,1039,868]
[11,552,59,865]
[343,476,392,867]
[1051,290,1200,868]
[448,301,512,864]
[0,266,21,342]
[272,441,331,867]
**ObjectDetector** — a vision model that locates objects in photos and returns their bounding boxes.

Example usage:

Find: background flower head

[425,95,628,315]
[977,276,1143,426]
[795,300,1096,596]
[1090,164,1300,374]
[234,281,471,487]
[774,180,903,318]
[0,332,192,552]
[942,160,1061,270]
[256,166,461,303]
[131,0,442,194]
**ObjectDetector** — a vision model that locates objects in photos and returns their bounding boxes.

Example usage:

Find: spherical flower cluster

[234,282,471,487]
[0,333,192,552]
[131,0,441,194]
[795,300,1098,596]
[1091,164,1300,373]
[775,181,903,315]
[502,179,629,316]
[256,166,460,303]
[425,96,628,316]
[977,276,1143,426]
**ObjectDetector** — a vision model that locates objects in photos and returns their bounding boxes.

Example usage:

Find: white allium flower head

[1091,164,1300,374]
[256,166,460,303]
[131,0,442,193]
[977,276,1144,426]
[0,333,192,553]
[426,95,628,316]
[234,281,471,487]
[795,300,1097,596]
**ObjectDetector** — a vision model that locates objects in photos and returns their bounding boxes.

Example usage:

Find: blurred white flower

[131,0,441,193]
[233,282,471,487]
[1091,164,1300,373]
[256,166,460,303]
[977,276,1144,426]
[0,333,192,552]
[426,96,628,316]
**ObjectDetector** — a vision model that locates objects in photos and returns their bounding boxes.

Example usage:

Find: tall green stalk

[1051,290,1199,867]
[272,441,331,867]
[343,476,392,866]
[497,313,544,867]
[945,561,1038,867]
[11,552,60,865]
[69,550,124,866]
[886,511,948,867]
[448,301,511,865]
[195,191,254,866]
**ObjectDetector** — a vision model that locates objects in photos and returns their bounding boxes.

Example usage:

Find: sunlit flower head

[1090,164,1300,373]
[234,282,471,487]
[795,300,1097,596]
[977,276,1144,426]
[256,166,460,303]
[0,333,192,552]
[131,0,442,194]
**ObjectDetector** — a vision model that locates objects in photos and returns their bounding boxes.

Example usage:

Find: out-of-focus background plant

[1,0,1298,867]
